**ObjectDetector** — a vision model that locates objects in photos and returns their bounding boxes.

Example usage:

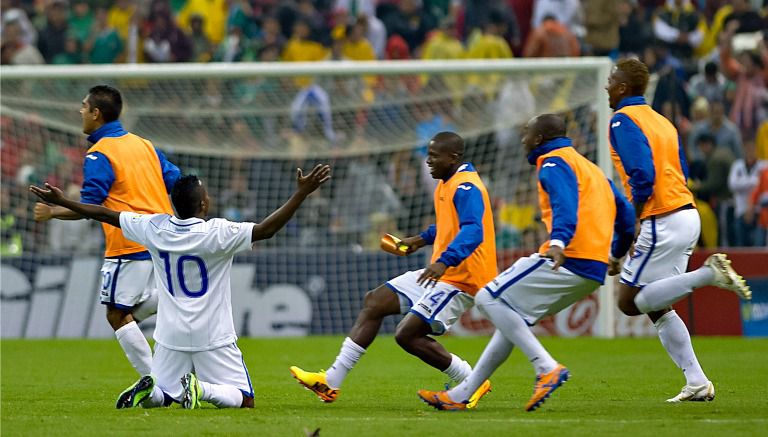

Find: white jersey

[119,212,255,351]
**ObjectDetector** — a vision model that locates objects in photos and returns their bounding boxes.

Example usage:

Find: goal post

[1,58,620,338]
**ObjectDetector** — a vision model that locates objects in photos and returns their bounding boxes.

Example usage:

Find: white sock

[476,290,557,375]
[115,321,152,375]
[131,292,158,322]
[447,330,512,403]
[655,311,708,387]
[443,353,472,383]
[634,268,714,313]
[325,337,366,389]
[199,380,245,408]
[141,385,166,408]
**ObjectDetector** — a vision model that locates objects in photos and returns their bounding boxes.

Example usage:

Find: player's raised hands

[29,183,66,206]
[296,164,331,195]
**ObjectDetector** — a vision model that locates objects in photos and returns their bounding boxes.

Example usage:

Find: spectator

[523,14,580,58]
[188,14,213,62]
[107,0,137,43]
[1,1,37,46]
[646,43,690,121]
[342,19,375,61]
[1,19,44,64]
[421,18,465,98]
[757,119,768,160]
[220,172,257,222]
[84,7,123,64]
[719,26,768,139]
[689,99,743,161]
[214,25,247,62]
[618,0,654,58]
[467,11,513,59]
[177,0,228,45]
[690,133,735,245]
[227,0,260,40]
[462,1,520,51]
[37,0,70,63]
[722,0,766,35]
[379,0,436,54]
[746,165,768,246]
[531,0,584,39]
[652,0,706,74]
[69,0,93,43]
[333,2,386,58]
[688,61,727,103]
[728,140,767,246]
[583,0,620,57]
[51,33,82,64]
[144,9,192,62]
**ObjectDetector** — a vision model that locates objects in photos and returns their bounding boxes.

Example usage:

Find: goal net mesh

[1,61,623,337]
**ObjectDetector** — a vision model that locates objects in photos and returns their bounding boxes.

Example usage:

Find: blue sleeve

[420,224,436,245]
[154,148,181,193]
[436,183,484,267]
[538,157,578,247]
[80,152,115,205]
[677,135,689,182]
[609,180,636,259]
[609,113,655,206]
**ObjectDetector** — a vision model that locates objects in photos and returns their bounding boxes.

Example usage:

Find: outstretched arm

[252,164,331,242]
[29,183,121,228]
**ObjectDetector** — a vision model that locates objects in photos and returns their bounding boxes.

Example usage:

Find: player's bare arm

[251,164,331,242]
[400,235,426,254]
[29,183,121,228]
[33,202,83,221]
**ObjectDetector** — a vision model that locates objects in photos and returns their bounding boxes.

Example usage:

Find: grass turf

[2,336,766,436]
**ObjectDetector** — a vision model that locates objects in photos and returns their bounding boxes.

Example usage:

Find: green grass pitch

[2,336,766,436]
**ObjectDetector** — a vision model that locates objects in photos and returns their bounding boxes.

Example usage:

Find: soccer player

[418,114,637,412]
[33,85,180,377]
[290,132,497,405]
[606,58,751,402]
[29,164,331,409]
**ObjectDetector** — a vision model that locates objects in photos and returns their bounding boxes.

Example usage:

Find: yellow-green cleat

[116,375,155,409]
[181,372,202,409]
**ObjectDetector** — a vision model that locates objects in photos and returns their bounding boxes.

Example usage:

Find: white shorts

[386,269,475,335]
[152,342,253,401]
[483,254,601,325]
[620,208,700,287]
[99,259,156,309]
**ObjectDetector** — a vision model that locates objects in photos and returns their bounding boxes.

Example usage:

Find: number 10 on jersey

[158,251,209,298]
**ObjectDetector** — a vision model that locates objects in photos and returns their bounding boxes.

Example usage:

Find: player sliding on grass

[418,114,637,412]
[606,58,751,402]
[290,132,497,406]
[30,165,331,409]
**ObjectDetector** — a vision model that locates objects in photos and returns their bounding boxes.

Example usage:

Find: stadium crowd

[2,0,768,255]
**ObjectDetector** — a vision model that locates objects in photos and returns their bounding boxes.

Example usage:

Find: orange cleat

[525,364,570,412]
[417,389,468,411]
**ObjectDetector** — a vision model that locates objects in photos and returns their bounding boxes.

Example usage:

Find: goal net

[1,59,635,339]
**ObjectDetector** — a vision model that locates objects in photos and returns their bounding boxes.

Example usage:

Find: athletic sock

[634,268,714,313]
[447,330,512,403]
[442,353,472,383]
[325,337,366,389]
[141,385,166,408]
[114,321,152,375]
[198,381,245,408]
[655,311,708,387]
[480,296,557,375]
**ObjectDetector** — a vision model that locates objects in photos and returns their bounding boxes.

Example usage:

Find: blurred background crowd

[2,0,768,257]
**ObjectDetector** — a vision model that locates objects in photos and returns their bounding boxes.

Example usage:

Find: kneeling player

[30,165,331,409]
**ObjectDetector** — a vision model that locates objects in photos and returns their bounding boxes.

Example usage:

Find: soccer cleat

[289,366,339,403]
[666,381,715,403]
[417,389,467,411]
[115,375,156,409]
[705,253,751,300]
[181,372,202,409]
[525,364,570,412]
[466,380,492,409]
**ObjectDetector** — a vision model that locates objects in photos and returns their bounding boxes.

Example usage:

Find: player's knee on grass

[106,305,134,330]
[241,396,254,408]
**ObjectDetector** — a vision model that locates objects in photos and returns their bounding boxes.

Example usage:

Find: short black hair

[534,114,567,141]
[704,61,718,76]
[87,85,122,122]
[696,133,716,145]
[431,131,465,157]
[171,175,204,219]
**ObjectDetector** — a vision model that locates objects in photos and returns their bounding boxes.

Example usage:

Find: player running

[290,132,496,406]
[605,59,751,402]
[30,165,331,409]
[418,114,636,412]
[33,85,180,377]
